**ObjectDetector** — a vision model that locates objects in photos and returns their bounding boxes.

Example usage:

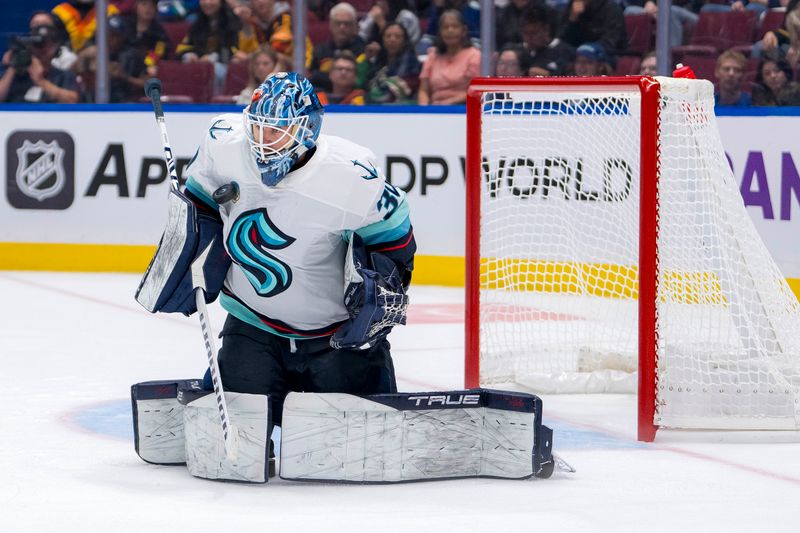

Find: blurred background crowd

[1,0,799,106]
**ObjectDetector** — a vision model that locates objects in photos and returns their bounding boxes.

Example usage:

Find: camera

[8,34,45,70]
[8,25,53,70]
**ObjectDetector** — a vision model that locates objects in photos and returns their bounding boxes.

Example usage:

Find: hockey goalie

[131,72,554,483]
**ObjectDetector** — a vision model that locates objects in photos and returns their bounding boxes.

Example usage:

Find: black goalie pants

[204,314,397,426]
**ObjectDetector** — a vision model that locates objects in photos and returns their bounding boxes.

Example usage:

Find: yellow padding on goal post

[479,258,728,304]
[480,258,639,299]
[660,270,726,305]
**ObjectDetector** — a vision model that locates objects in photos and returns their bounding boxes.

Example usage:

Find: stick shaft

[155,116,180,189]
[145,80,179,190]
[196,291,237,459]
[146,80,237,459]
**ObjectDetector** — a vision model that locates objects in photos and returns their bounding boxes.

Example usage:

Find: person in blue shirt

[714,49,752,107]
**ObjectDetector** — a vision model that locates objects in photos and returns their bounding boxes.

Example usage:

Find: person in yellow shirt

[230,0,313,67]
[52,0,120,52]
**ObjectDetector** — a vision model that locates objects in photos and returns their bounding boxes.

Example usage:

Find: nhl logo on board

[6,130,74,210]
[16,140,65,201]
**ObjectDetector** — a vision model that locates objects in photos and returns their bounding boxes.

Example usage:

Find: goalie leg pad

[179,387,272,483]
[131,379,203,465]
[135,188,230,315]
[279,389,554,483]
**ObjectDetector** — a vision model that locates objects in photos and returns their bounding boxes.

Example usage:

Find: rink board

[1,105,799,293]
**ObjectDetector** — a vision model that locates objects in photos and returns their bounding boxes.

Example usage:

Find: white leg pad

[131,380,202,465]
[182,390,271,483]
[135,397,187,464]
[280,390,552,482]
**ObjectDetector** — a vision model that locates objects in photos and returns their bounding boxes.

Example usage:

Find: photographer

[0,14,80,103]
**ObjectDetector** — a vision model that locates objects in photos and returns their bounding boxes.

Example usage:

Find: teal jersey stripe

[356,199,411,245]
[185,176,218,211]
[220,293,327,340]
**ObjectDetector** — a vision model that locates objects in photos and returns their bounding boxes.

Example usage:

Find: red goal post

[464,76,800,442]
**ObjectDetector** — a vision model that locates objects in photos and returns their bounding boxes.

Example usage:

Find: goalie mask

[244,72,324,186]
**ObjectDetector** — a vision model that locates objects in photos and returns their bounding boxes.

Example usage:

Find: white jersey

[184,114,411,338]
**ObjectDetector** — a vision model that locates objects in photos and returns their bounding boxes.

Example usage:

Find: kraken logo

[227,209,295,297]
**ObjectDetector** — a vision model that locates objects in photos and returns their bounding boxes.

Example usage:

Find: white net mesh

[656,79,800,429]
[475,78,800,429]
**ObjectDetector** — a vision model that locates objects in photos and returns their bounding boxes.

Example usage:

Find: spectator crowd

[2,0,800,106]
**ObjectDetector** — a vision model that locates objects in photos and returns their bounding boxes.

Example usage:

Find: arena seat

[349,0,374,16]
[308,18,332,44]
[624,14,655,56]
[161,20,191,56]
[673,11,758,61]
[156,60,214,103]
[222,61,249,96]
[210,62,250,104]
[680,53,719,82]
[615,55,642,76]
[758,9,785,39]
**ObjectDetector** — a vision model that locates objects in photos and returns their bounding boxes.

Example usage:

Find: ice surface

[1,272,799,532]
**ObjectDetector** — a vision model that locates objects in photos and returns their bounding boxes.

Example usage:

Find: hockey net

[465,77,800,440]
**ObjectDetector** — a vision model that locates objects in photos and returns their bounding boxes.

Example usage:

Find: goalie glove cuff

[330,269,388,350]
[330,234,410,350]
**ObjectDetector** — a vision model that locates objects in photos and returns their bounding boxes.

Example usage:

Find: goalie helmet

[244,72,324,186]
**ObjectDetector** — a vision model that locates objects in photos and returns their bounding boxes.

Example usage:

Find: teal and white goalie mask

[244,72,324,186]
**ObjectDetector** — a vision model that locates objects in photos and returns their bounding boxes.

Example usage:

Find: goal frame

[464,76,661,442]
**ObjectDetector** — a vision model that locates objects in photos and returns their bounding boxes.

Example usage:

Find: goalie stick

[144,78,239,460]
